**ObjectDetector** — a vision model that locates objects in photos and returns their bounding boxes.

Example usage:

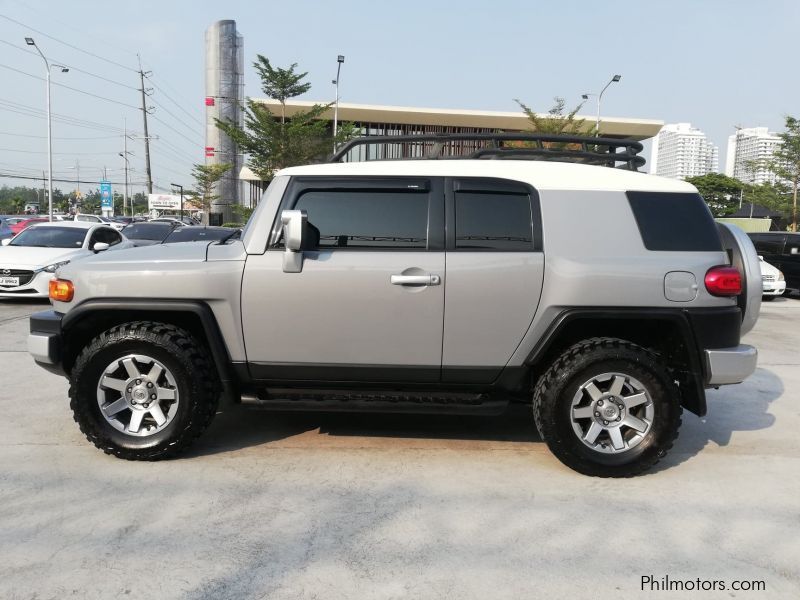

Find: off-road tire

[533,337,682,477]
[69,321,220,460]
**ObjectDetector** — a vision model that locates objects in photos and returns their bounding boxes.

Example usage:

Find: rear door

[241,176,446,382]
[442,178,545,383]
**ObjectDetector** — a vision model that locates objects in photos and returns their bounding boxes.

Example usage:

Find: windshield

[163,227,231,243]
[10,226,86,248]
[122,223,174,241]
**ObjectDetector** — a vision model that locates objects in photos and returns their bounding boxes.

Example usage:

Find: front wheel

[69,321,220,460]
[533,338,682,477]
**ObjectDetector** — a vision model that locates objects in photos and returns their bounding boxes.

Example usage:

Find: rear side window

[627,192,722,251]
[749,234,785,255]
[293,189,428,249]
[454,191,533,251]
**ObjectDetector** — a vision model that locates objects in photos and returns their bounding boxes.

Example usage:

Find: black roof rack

[330,133,646,171]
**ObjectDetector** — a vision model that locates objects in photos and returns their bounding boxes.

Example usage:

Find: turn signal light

[49,279,74,302]
[704,266,742,297]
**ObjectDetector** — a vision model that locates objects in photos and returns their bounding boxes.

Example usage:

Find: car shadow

[185,402,540,458]
[653,367,782,472]
[186,369,781,473]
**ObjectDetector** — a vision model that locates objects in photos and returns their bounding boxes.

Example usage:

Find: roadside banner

[100,181,113,210]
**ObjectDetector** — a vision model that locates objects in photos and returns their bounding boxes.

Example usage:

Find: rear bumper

[28,310,66,375]
[704,345,758,386]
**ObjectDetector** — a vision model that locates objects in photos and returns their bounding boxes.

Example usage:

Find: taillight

[49,279,74,302]
[704,266,742,296]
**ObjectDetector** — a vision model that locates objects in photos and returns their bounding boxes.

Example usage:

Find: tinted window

[455,191,533,250]
[749,234,785,255]
[92,227,122,246]
[164,227,231,243]
[122,223,175,241]
[293,190,428,249]
[10,226,86,248]
[627,192,722,251]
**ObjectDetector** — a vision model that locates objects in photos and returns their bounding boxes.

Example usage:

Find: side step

[240,388,509,415]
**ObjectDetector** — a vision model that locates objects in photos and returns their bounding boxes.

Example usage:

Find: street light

[582,74,621,137]
[332,54,345,150]
[119,152,131,216]
[25,37,68,221]
[171,183,184,221]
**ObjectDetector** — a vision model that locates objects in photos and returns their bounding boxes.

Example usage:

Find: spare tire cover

[717,223,761,335]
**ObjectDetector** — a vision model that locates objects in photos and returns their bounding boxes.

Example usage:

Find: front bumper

[28,310,65,375]
[704,345,758,386]
[762,281,786,296]
[0,270,52,298]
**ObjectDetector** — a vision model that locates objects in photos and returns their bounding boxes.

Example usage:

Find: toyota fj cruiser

[28,134,760,476]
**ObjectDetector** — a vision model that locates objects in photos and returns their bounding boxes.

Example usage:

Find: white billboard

[148,194,181,211]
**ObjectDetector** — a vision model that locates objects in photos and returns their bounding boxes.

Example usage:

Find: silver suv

[27,134,760,476]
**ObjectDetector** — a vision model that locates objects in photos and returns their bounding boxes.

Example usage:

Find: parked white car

[0,222,132,298]
[759,256,786,300]
[75,214,125,231]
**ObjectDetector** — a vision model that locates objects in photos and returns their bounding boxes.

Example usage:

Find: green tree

[187,163,232,225]
[514,97,594,137]
[685,173,744,217]
[216,55,356,182]
[766,115,800,231]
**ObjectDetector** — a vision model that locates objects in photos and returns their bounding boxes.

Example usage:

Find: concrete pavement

[0,297,798,599]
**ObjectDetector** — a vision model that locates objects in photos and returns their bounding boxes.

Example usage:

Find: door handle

[391,274,441,286]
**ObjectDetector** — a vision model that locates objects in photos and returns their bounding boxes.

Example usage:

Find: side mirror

[281,210,307,272]
[92,242,110,253]
[1,238,10,246]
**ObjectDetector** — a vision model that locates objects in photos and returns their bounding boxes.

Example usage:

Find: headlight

[779,271,785,281]
[42,260,70,273]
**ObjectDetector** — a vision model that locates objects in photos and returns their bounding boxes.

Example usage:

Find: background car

[9,217,49,235]
[748,232,800,294]
[0,217,17,240]
[0,222,132,299]
[74,213,125,231]
[759,256,786,300]
[161,225,236,243]
[120,221,180,246]
[151,215,198,226]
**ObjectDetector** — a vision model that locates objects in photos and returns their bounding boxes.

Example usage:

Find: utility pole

[138,55,153,195]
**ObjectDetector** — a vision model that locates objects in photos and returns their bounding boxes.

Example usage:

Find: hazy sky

[0,0,797,195]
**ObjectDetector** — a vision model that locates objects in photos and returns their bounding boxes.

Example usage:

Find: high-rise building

[725,127,782,185]
[649,123,719,179]
[205,20,244,221]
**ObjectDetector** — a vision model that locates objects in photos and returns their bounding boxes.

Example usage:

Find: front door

[241,177,445,382]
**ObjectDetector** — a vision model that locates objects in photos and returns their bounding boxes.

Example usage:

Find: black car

[162,226,237,243]
[748,232,800,292]
[121,221,180,246]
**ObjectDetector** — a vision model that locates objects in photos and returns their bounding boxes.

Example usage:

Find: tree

[685,173,744,217]
[766,115,800,231]
[514,97,594,137]
[216,55,357,182]
[187,163,232,224]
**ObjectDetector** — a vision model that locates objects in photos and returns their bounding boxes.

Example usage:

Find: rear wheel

[533,337,682,477]
[69,321,220,460]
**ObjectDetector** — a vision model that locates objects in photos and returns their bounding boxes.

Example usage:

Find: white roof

[28,221,104,230]
[277,160,697,194]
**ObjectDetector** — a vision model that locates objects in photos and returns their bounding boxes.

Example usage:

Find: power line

[149,113,204,148]
[148,73,204,123]
[150,81,204,128]
[0,39,139,91]
[150,97,204,141]
[0,131,120,140]
[0,97,134,134]
[0,172,147,186]
[0,62,141,110]
[0,147,126,156]
[0,14,139,73]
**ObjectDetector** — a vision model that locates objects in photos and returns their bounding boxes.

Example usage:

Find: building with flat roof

[649,123,719,180]
[725,127,783,185]
[238,99,664,204]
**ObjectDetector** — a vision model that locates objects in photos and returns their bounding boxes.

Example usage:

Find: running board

[240,388,508,415]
